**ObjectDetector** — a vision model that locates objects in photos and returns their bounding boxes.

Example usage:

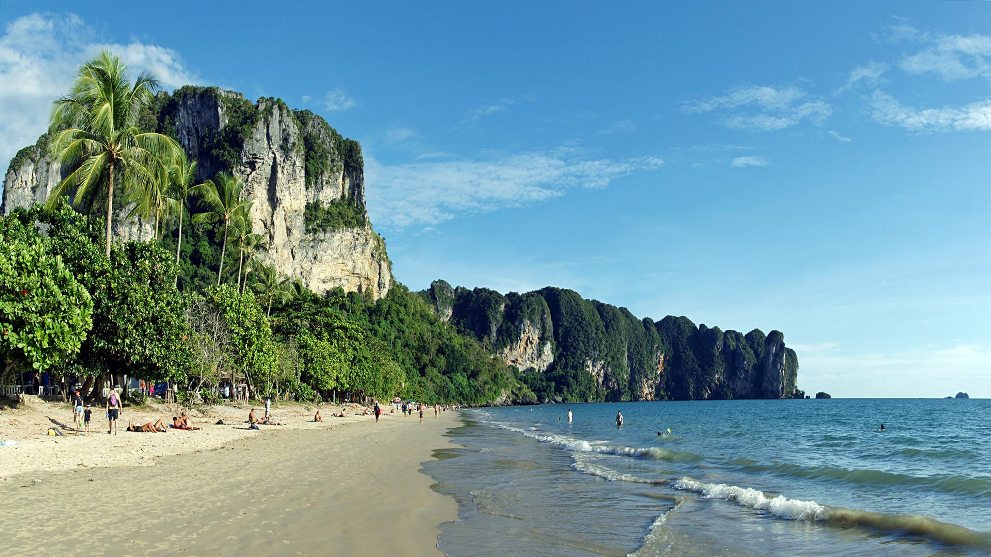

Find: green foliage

[212,93,260,169]
[304,199,367,234]
[207,285,277,386]
[0,216,93,372]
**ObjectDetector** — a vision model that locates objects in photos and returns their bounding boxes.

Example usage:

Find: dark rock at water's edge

[419,280,800,402]
[791,389,806,399]
[815,392,832,399]
[955,392,970,399]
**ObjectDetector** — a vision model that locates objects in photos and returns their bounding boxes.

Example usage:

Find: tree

[250,263,292,317]
[192,173,252,285]
[47,50,179,258]
[0,220,94,384]
[167,151,205,280]
[233,223,265,293]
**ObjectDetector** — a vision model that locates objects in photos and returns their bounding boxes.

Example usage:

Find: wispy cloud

[730,156,768,168]
[383,126,418,144]
[896,26,991,81]
[322,88,356,112]
[366,150,663,229]
[597,119,638,135]
[834,61,887,95]
[459,98,516,126]
[683,85,831,131]
[827,130,853,142]
[870,90,991,132]
[0,13,198,178]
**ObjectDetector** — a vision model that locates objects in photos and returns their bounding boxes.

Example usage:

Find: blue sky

[1,2,989,397]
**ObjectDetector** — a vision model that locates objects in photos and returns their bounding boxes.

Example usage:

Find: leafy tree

[208,285,277,393]
[192,172,252,285]
[47,50,179,257]
[0,220,93,382]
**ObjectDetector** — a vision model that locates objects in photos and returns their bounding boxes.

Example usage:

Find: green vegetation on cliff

[421,283,800,403]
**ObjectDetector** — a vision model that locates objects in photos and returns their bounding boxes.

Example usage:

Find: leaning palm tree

[192,172,253,285]
[166,151,206,273]
[47,50,179,257]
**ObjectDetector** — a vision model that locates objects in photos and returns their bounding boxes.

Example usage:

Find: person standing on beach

[374,400,381,422]
[72,390,84,430]
[418,403,424,424]
[264,397,271,419]
[106,388,122,435]
[83,405,92,433]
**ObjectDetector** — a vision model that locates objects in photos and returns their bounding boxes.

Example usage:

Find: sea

[424,399,991,556]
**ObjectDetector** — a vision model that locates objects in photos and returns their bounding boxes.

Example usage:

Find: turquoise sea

[424,399,991,556]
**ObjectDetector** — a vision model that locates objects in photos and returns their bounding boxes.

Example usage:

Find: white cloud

[871,90,991,131]
[899,31,991,81]
[384,127,417,144]
[597,119,638,135]
[684,85,831,131]
[0,13,198,178]
[459,98,516,126]
[322,88,356,112]
[827,130,853,142]
[730,156,768,168]
[834,61,887,94]
[366,150,663,229]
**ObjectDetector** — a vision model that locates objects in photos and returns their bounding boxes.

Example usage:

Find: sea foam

[672,477,828,521]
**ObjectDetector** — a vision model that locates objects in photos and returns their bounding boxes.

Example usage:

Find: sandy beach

[0,397,460,556]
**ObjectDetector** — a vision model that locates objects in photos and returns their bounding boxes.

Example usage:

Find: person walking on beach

[106,388,122,434]
[418,403,424,424]
[83,405,92,433]
[374,400,381,422]
[72,390,84,430]
[616,411,623,427]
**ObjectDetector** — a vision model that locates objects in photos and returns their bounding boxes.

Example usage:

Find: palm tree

[130,151,172,240]
[166,151,205,275]
[250,263,293,316]
[234,224,265,293]
[47,50,179,258]
[192,172,252,285]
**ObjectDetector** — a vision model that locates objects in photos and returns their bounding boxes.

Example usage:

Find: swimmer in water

[567,409,573,423]
[616,411,624,427]
[879,423,885,431]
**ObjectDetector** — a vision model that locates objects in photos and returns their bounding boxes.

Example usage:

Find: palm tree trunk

[174,209,184,288]
[217,221,228,286]
[237,249,244,292]
[267,294,273,317]
[105,163,115,258]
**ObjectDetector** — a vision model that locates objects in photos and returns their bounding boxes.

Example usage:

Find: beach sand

[0,398,459,556]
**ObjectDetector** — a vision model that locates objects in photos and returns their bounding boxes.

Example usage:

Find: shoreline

[0,399,461,556]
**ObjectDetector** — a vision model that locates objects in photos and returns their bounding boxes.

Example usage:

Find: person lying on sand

[314,410,322,422]
[171,417,201,430]
[256,416,283,425]
[127,419,168,433]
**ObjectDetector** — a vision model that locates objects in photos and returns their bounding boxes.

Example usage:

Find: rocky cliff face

[2,87,391,299]
[420,281,799,402]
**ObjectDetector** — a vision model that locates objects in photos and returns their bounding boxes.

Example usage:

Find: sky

[1,1,989,398]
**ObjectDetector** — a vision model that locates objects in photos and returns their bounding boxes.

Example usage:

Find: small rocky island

[815,391,831,399]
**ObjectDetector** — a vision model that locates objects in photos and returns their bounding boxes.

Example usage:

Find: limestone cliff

[420,282,799,402]
[2,86,391,299]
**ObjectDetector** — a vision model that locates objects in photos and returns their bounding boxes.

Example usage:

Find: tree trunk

[236,248,244,292]
[174,208,184,287]
[105,163,115,258]
[217,220,228,286]
[267,295,273,317]
[87,374,103,400]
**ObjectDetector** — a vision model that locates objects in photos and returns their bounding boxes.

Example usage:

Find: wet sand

[0,410,459,556]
